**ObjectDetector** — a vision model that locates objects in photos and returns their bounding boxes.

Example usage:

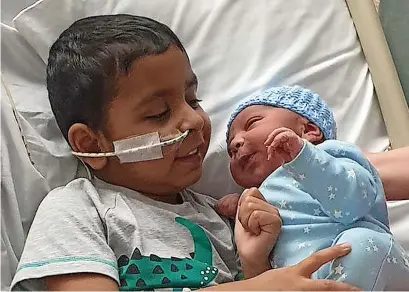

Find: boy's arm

[43,246,357,291]
[45,273,118,291]
[233,188,281,279]
[45,246,358,291]
[11,185,119,290]
[217,192,274,278]
[283,140,379,225]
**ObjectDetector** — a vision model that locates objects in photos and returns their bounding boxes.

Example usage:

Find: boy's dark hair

[47,14,188,142]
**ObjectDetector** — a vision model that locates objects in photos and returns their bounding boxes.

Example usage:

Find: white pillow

[1,23,79,192]
[1,22,81,290]
[0,0,37,26]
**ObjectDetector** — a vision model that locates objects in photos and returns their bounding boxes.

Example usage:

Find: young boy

[10,15,359,292]
[10,14,240,291]
[223,85,409,290]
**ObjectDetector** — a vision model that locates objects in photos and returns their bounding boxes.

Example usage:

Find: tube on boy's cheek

[72,129,188,163]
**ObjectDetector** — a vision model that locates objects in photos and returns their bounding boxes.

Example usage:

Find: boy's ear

[300,121,323,144]
[68,123,108,170]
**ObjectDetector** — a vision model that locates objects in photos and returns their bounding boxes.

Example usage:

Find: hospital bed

[1,0,409,289]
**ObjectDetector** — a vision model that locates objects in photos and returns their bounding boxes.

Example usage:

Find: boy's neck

[145,192,184,204]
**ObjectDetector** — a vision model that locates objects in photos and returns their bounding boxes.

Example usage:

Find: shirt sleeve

[282,140,382,225]
[11,185,119,290]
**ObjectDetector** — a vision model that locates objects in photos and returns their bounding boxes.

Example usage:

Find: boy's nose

[179,104,204,133]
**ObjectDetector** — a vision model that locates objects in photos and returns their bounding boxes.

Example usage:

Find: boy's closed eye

[144,95,201,123]
[145,107,171,122]
[187,97,202,109]
[185,75,201,109]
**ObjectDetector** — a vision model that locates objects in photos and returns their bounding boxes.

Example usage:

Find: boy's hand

[235,188,282,278]
[264,127,303,164]
[216,193,241,218]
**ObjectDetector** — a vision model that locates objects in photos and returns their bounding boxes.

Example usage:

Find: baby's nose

[229,137,244,154]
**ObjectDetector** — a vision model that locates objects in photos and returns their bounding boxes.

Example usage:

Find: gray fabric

[380,0,409,105]
[11,178,239,291]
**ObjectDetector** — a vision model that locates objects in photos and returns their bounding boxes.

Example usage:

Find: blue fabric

[260,140,409,290]
[226,86,337,142]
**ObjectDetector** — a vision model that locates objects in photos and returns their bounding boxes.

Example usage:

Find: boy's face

[227,105,304,188]
[94,46,211,197]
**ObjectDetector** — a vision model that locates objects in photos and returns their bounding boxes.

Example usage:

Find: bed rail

[346,0,409,148]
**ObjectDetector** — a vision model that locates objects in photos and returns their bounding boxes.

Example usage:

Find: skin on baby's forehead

[228,105,268,142]
[232,105,268,124]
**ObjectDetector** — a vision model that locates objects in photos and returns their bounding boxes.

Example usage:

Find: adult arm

[365,146,409,200]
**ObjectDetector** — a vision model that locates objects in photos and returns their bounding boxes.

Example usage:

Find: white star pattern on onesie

[258,140,409,289]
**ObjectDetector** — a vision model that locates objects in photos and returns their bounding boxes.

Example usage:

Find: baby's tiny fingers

[267,146,275,160]
[270,133,289,150]
[264,128,288,146]
[283,141,292,153]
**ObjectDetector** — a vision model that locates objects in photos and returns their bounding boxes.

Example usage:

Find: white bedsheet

[1,0,407,289]
[1,78,50,289]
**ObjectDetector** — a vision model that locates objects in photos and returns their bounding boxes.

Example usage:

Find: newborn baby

[223,85,409,290]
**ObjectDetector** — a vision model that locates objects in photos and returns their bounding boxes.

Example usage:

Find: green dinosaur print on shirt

[117,217,218,291]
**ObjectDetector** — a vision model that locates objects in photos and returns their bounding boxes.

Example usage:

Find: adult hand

[245,244,360,291]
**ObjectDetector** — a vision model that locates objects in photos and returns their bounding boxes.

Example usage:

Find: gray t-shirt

[11,178,239,291]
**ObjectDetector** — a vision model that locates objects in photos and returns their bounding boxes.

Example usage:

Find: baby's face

[97,46,211,196]
[227,105,304,188]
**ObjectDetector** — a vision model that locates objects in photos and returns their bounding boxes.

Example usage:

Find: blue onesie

[259,139,409,290]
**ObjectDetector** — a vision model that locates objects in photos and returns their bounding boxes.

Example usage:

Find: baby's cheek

[230,162,249,187]
[257,158,280,179]
[229,161,240,181]
[255,162,272,181]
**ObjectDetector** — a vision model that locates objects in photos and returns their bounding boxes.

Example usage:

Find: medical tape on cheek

[113,132,163,163]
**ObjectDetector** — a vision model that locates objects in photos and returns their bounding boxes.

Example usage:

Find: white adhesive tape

[113,132,163,163]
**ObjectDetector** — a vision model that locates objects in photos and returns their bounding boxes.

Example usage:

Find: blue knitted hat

[226,85,337,142]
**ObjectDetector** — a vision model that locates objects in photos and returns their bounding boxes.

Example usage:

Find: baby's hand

[216,193,240,218]
[264,127,303,164]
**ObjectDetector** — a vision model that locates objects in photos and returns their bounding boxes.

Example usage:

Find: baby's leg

[324,228,409,290]
[382,237,409,290]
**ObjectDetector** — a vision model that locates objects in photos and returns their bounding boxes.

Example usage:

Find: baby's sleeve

[11,186,118,290]
[283,140,383,225]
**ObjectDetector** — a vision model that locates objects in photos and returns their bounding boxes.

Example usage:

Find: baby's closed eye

[246,117,262,130]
